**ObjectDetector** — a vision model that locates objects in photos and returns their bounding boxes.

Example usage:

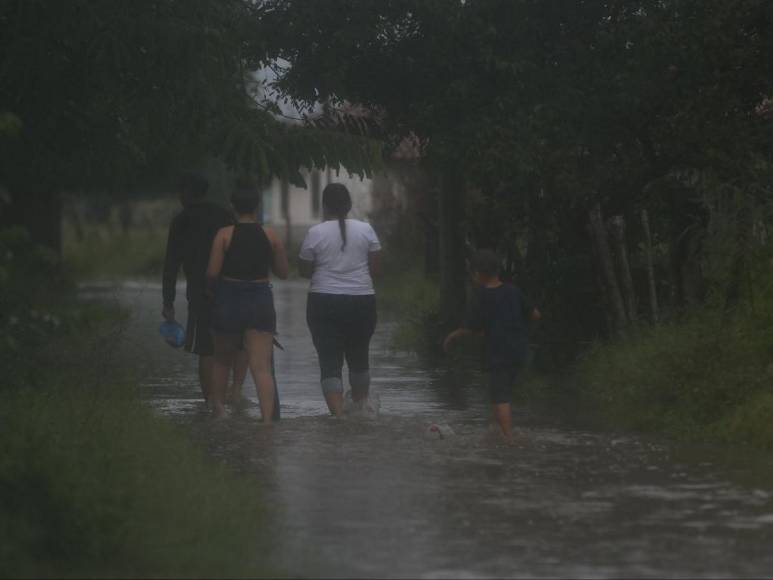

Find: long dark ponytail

[322,183,352,251]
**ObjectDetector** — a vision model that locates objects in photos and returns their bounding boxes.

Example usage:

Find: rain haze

[2,1,773,578]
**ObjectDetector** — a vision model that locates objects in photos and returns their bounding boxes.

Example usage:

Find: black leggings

[306,293,377,382]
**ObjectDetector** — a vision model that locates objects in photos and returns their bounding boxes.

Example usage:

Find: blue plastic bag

[159,320,186,348]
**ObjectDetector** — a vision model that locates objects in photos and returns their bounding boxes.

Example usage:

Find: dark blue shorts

[487,348,528,405]
[211,279,276,335]
[489,365,520,405]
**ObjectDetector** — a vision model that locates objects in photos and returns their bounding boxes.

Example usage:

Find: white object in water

[425,422,455,439]
[343,390,380,418]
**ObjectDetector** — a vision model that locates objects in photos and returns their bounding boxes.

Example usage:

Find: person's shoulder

[502,283,525,298]
[170,209,185,225]
[184,201,229,221]
[310,220,338,237]
[350,218,374,229]
[205,202,234,222]
[215,223,234,237]
[352,219,378,236]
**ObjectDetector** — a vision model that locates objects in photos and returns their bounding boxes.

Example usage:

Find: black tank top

[221,223,272,280]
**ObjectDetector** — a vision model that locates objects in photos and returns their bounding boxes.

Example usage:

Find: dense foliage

[0,0,383,250]
[262,0,773,341]
[1,369,271,578]
[0,226,273,577]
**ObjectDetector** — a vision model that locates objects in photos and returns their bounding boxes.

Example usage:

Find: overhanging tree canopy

[0,0,382,248]
[260,0,773,333]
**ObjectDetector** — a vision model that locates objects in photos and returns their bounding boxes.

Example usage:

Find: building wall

[201,157,406,251]
[264,167,381,248]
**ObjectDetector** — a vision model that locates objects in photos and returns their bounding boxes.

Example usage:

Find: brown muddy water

[83,280,773,578]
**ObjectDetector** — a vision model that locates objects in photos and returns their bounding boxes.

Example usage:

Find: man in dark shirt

[162,173,246,402]
[443,249,541,440]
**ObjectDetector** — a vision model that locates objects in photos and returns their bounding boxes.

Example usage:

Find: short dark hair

[231,176,261,215]
[178,172,208,204]
[472,249,500,277]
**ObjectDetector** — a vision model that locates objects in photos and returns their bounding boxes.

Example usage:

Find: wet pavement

[88,280,773,578]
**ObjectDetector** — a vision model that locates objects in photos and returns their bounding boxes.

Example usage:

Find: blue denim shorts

[211,280,276,335]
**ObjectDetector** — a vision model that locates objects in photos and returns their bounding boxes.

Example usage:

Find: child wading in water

[443,249,541,440]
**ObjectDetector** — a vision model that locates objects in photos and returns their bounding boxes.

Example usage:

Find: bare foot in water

[504,429,529,447]
[211,403,227,419]
[226,393,250,410]
[225,384,244,405]
[484,423,527,446]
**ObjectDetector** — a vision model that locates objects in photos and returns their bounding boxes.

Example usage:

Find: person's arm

[519,289,542,322]
[205,228,228,297]
[443,327,479,352]
[366,223,383,279]
[161,217,182,320]
[297,228,317,279]
[264,227,289,280]
[444,288,484,352]
[298,258,314,279]
[368,250,383,278]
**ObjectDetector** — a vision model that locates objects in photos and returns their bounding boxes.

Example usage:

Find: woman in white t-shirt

[298,183,382,417]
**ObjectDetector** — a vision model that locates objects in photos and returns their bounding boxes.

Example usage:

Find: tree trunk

[724,200,753,310]
[672,226,705,308]
[588,222,614,334]
[438,170,467,327]
[641,209,659,322]
[608,215,637,324]
[280,177,292,249]
[588,202,627,336]
[524,189,549,290]
[418,211,438,276]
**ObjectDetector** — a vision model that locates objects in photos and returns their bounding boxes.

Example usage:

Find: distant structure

[262,167,384,249]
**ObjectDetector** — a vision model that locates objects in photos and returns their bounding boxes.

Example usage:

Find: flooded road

[96,280,773,578]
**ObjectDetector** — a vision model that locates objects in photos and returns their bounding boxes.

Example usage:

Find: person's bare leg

[226,350,249,404]
[323,388,345,417]
[244,330,275,423]
[349,370,370,403]
[198,355,215,403]
[211,335,238,418]
[493,403,513,440]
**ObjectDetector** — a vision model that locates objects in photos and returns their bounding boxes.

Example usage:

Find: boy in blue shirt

[443,249,541,439]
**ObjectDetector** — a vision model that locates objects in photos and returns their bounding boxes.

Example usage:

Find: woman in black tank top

[205,184,289,420]
[221,222,272,280]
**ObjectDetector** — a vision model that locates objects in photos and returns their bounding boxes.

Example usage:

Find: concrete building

[262,167,398,250]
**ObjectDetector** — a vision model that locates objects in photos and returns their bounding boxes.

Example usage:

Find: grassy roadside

[578,303,773,449]
[1,381,271,578]
[376,256,773,450]
[63,223,168,281]
[376,266,443,354]
[1,227,274,578]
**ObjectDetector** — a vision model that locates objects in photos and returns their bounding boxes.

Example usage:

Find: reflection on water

[87,279,773,578]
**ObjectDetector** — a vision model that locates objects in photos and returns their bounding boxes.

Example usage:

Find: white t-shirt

[299,219,381,295]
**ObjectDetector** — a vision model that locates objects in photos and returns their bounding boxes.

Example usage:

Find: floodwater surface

[89,280,773,578]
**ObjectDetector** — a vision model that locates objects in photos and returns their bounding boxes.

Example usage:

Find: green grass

[0,230,275,578]
[376,266,442,353]
[0,383,272,578]
[63,224,168,281]
[578,303,773,448]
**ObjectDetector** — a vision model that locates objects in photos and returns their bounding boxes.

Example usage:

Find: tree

[261,0,773,342]
[0,0,382,251]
